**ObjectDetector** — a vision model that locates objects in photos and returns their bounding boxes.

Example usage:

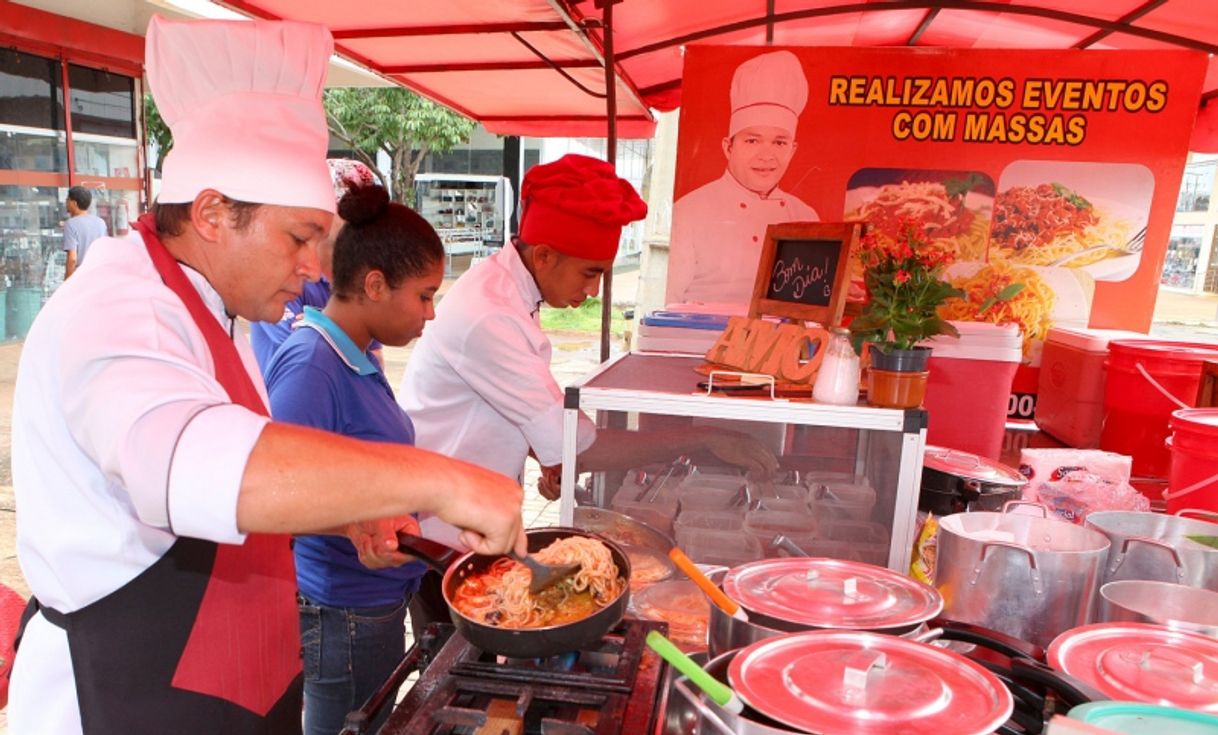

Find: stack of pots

[919,445,1028,515]
[1085,509,1218,637]
[676,557,1017,735]
[935,503,1111,649]
[707,557,944,656]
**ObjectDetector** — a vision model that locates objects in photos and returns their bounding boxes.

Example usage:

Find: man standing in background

[63,186,108,279]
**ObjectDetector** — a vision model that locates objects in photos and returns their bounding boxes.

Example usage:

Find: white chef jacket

[9,232,270,735]
[399,244,596,482]
[666,171,820,305]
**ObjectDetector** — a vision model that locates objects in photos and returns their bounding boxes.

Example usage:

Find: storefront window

[0,49,67,172]
[1162,224,1204,289]
[1205,225,1218,294]
[1177,158,1216,213]
[67,64,136,139]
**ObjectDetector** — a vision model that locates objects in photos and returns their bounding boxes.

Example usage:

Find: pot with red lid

[919,445,1028,516]
[708,557,943,656]
[1049,621,1218,712]
[669,630,1014,735]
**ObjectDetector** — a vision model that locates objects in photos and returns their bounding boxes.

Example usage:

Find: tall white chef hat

[728,50,808,138]
[146,16,337,213]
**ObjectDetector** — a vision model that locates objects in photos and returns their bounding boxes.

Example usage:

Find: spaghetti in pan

[451,535,626,629]
[989,183,1133,267]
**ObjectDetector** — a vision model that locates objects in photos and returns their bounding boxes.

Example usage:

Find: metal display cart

[560,352,928,573]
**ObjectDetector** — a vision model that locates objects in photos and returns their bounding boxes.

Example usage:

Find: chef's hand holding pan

[701,429,779,479]
[436,462,529,557]
[345,515,421,569]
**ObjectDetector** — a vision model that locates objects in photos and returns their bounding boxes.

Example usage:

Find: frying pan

[397,526,631,658]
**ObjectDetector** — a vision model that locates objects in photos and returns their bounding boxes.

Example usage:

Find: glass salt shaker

[813,328,861,405]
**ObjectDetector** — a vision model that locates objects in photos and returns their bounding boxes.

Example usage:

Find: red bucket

[1165,408,1218,515]
[1100,340,1218,480]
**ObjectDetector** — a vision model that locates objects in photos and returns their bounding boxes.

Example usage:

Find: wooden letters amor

[705,317,829,384]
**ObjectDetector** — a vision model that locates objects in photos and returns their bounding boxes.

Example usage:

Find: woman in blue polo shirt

[263,183,444,735]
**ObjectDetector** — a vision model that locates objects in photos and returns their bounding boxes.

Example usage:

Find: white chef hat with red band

[728,50,808,138]
[146,16,337,213]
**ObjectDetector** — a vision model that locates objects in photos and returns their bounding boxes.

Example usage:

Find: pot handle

[1107,536,1186,582]
[1175,508,1218,522]
[673,679,739,735]
[1010,657,1107,709]
[396,533,464,573]
[971,541,1043,596]
[1001,500,1049,517]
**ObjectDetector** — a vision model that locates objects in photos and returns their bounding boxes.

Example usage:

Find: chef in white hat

[667,50,820,308]
[8,16,524,735]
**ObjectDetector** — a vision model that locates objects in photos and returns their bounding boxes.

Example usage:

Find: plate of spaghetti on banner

[988,181,1149,283]
[940,260,1093,364]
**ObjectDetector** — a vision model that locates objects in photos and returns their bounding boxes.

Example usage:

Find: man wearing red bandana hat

[400,155,777,527]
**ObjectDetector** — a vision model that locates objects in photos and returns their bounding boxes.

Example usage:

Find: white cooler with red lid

[1035,326,1147,449]
[921,321,1023,460]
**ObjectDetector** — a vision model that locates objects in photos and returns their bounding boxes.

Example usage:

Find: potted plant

[849,218,962,408]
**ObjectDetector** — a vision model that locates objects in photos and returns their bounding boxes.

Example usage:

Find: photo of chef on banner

[666,50,820,309]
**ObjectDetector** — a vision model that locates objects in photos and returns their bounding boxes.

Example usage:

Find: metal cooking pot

[920,445,1027,516]
[1084,510,1218,588]
[670,631,1012,735]
[936,503,1110,649]
[397,527,630,658]
[708,558,942,656]
[1099,579,1218,638]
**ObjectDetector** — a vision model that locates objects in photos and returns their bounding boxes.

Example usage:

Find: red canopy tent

[216,0,1218,356]
[219,0,1218,148]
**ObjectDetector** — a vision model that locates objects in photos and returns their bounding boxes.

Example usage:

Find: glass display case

[560,353,928,572]
[415,173,512,255]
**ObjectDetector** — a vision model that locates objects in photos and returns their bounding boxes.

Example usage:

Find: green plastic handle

[645,630,740,711]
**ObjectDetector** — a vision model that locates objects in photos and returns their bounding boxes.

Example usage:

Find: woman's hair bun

[337,183,390,226]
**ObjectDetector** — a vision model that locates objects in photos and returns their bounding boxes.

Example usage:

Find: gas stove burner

[371,619,671,735]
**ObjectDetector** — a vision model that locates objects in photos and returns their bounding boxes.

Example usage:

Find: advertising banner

[667,46,1207,415]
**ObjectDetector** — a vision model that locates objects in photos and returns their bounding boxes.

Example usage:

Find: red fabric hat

[519,154,647,260]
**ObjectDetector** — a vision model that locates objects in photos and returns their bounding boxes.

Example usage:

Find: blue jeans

[299,594,409,735]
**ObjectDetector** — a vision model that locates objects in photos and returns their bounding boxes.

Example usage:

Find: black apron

[16,213,301,733]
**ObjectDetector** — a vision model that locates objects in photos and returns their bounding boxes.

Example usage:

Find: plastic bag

[910,512,939,584]
[1035,469,1150,525]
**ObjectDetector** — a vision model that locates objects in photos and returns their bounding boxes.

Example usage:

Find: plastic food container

[610,480,678,537]
[810,481,877,521]
[801,519,890,566]
[743,509,818,557]
[678,527,763,568]
[674,509,744,550]
[675,475,745,512]
[630,580,710,653]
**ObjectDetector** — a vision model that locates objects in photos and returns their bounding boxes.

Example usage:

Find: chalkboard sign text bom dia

[749,222,861,326]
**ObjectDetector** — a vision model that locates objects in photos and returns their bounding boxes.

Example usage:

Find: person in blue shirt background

[263,182,443,735]
[250,158,381,373]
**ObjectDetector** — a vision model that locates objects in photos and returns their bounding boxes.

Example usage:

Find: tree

[323,87,476,204]
[143,94,173,175]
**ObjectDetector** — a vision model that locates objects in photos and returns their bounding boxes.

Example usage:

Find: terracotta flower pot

[867,368,929,409]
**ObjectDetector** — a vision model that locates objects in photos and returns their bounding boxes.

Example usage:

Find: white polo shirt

[9,231,270,734]
[399,244,596,482]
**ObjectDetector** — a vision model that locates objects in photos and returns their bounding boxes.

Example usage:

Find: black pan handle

[930,617,1046,662]
[396,533,465,573]
[1010,657,1109,709]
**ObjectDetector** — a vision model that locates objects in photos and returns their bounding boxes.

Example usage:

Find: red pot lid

[729,630,1013,735]
[922,445,1028,487]
[722,558,943,631]
[1049,623,1218,712]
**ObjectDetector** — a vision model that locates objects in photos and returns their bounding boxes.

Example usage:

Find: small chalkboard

[749,222,860,325]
